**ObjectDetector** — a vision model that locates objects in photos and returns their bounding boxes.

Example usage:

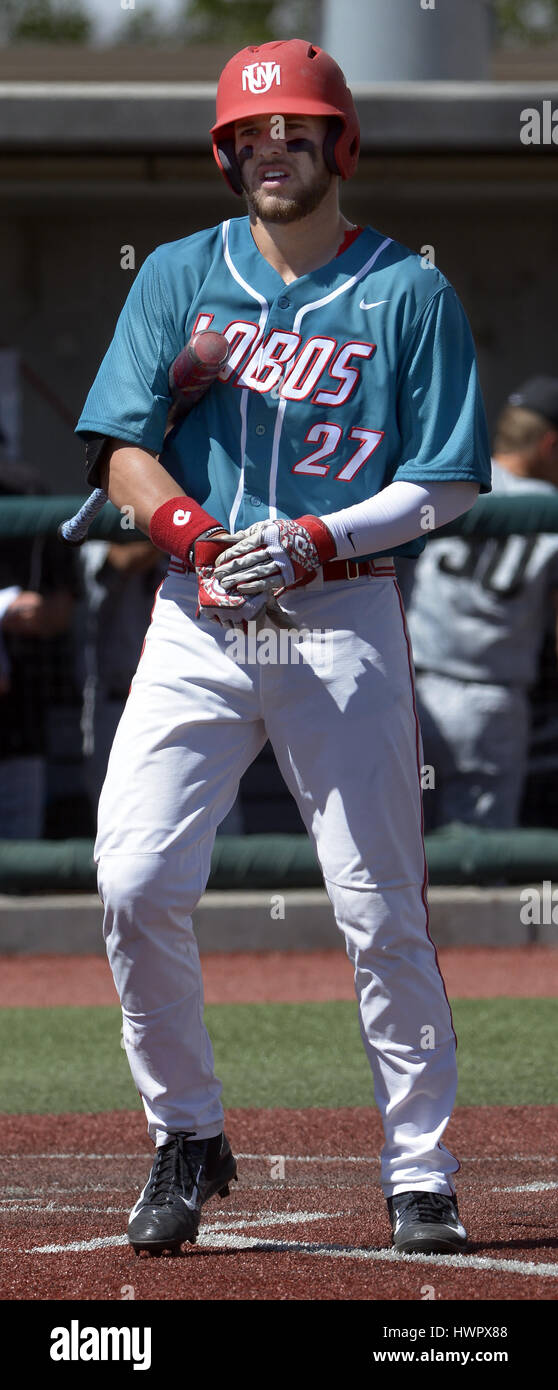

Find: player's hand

[214,516,336,596]
[196,568,270,627]
[192,530,269,627]
[189,528,236,568]
[0,590,69,637]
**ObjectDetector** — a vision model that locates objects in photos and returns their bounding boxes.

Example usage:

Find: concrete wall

[0,887,548,953]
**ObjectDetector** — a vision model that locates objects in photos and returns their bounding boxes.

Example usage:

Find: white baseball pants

[96,566,460,1197]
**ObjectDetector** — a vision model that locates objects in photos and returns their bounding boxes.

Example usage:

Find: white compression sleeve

[320,479,480,561]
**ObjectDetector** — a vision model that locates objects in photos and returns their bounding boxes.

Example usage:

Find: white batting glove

[192,531,297,630]
[192,530,268,626]
[214,516,336,596]
[197,570,269,627]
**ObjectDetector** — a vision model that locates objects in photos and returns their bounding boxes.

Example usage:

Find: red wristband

[296,514,337,565]
[149,497,222,569]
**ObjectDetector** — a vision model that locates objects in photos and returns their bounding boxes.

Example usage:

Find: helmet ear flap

[323,118,343,176]
[216,139,244,196]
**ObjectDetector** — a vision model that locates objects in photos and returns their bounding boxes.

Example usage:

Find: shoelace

[145,1132,202,1208]
[396,1192,455,1223]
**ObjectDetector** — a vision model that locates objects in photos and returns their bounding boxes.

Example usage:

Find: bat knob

[57,522,86,547]
[189,330,231,371]
[168,329,230,398]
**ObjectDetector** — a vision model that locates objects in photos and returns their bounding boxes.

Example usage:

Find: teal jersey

[76,217,491,559]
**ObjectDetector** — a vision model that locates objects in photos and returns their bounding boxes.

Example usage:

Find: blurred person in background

[0,456,80,838]
[80,539,166,808]
[406,377,558,830]
[519,586,558,829]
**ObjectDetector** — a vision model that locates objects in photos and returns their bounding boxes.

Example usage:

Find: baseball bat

[58,330,230,545]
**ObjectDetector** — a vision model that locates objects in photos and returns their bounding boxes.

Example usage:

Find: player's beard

[242,161,333,224]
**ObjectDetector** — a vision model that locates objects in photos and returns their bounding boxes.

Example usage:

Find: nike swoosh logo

[360,298,389,310]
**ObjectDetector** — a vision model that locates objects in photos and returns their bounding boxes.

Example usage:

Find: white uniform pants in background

[415,669,530,830]
[96,567,459,1198]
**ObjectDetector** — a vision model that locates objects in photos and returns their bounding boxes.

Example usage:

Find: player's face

[233,114,332,223]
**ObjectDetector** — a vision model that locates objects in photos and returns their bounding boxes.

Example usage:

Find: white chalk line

[19,1210,339,1255]
[2,1185,133,1195]
[192,1209,332,1233]
[194,1235,558,1278]
[4,1181,555,1214]
[2,1150,555,1277]
[0,1203,129,1215]
[0,1151,555,1163]
[2,1153,554,1211]
[0,1153,152,1161]
[237,1153,558,1166]
[18,1234,130,1253]
[492,1181,558,1193]
[0,1205,326,1223]
[9,1205,558,1278]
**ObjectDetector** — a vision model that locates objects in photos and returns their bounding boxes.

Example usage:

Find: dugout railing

[2,490,558,543]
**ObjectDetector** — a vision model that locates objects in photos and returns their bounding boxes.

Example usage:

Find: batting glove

[214,516,336,596]
[193,531,269,627]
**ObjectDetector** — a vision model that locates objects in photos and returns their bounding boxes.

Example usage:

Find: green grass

[0,1000,556,1114]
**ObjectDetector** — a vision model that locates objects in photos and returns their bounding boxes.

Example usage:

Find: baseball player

[406,377,558,830]
[75,40,491,1257]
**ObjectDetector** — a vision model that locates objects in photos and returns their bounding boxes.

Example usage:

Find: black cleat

[128,1130,237,1256]
[387,1190,468,1255]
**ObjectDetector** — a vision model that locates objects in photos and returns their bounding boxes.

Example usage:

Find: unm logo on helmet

[241,62,281,95]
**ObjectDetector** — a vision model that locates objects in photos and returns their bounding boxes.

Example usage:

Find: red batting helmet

[210,39,360,195]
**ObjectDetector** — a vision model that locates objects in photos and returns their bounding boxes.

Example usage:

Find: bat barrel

[62,331,230,542]
[169,330,230,401]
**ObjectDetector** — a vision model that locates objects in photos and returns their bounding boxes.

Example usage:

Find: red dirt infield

[1,948,556,1303]
[0,946,556,1006]
[0,1107,556,1302]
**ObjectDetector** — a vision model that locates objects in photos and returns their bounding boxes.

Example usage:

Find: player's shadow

[161,1234,558,1264]
[151,1239,395,1259]
[468,1236,558,1254]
